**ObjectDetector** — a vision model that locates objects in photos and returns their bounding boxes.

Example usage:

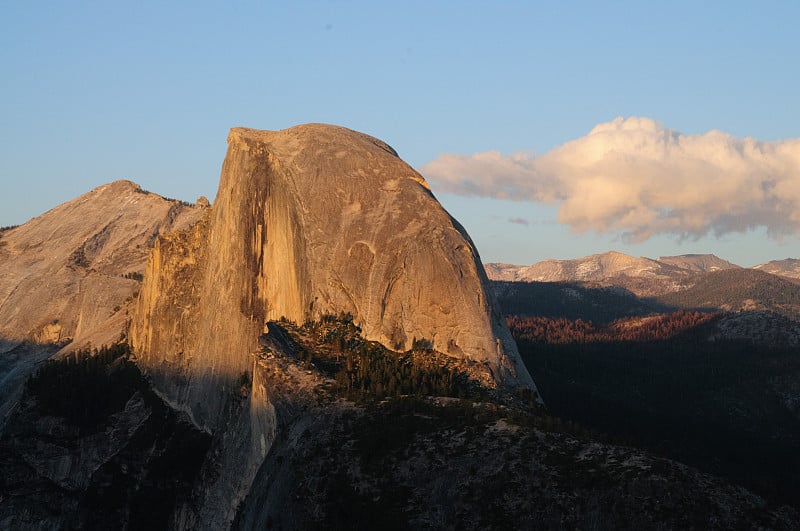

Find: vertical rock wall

[131,124,536,430]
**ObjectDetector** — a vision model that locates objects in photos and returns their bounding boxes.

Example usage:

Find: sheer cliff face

[131,124,535,428]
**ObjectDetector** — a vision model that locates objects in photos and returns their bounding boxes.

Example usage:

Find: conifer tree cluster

[508,310,721,344]
[26,342,143,432]
[282,314,480,401]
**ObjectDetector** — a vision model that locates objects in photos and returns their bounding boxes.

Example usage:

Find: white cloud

[422,117,800,242]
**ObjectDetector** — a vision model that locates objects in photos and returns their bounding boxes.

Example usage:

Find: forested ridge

[657,268,800,318]
[508,310,721,344]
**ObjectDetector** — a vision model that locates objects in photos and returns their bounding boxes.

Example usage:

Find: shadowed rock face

[131,124,536,429]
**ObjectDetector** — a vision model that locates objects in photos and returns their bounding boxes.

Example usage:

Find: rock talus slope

[131,124,535,429]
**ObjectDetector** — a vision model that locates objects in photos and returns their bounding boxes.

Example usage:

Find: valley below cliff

[3,317,798,530]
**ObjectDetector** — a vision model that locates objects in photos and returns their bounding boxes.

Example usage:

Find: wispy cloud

[422,117,800,242]
[507,216,530,226]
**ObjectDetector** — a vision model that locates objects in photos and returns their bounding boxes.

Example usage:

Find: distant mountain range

[754,258,800,278]
[659,268,800,318]
[486,251,800,283]
[487,251,800,323]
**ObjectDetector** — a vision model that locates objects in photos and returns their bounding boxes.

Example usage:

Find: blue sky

[2,1,798,266]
